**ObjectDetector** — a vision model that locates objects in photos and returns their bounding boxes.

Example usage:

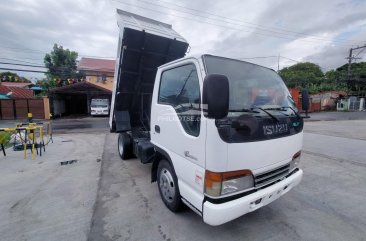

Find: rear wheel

[117,133,133,160]
[157,159,182,212]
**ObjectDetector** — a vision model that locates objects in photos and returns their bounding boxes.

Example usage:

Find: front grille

[254,164,290,187]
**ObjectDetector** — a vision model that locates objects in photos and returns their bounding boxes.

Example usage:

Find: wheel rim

[118,136,124,156]
[159,168,176,203]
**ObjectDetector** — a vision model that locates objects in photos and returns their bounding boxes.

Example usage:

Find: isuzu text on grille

[263,123,289,135]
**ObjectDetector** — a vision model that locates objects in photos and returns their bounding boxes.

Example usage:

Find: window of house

[97,74,107,83]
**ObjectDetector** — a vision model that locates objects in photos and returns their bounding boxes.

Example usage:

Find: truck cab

[110,10,303,226]
[149,55,303,225]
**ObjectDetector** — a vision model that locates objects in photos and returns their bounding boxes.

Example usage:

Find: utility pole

[346,44,365,82]
[277,54,280,72]
[347,48,353,81]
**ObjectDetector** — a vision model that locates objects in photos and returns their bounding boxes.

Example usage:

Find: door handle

[184,151,198,161]
[155,125,160,133]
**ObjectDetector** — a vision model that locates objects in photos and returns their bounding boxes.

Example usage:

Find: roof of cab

[158,54,277,72]
[157,55,203,69]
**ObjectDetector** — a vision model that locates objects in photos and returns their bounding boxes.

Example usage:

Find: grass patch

[0,132,12,149]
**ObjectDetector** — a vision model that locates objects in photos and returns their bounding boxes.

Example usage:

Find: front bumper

[203,169,303,226]
[91,112,109,116]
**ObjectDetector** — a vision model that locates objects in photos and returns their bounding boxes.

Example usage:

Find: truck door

[151,60,206,211]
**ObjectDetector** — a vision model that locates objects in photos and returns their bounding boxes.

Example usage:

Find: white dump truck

[110,10,303,226]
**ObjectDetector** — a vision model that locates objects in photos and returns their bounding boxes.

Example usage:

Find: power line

[112,0,320,45]
[0,67,114,78]
[0,62,78,71]
[236,55,301,63]
[0,61,46,68]
[280,56,301,63]
[112,0,358,47]
[0,61,117,73]
[237,56,278,60]
[0,57,44,65]
[0,67,47,74]
[354,47,365,58]
[147,0,363,45]
[0,45,45,53]
[0,55,45,62]
[0,46,115,59]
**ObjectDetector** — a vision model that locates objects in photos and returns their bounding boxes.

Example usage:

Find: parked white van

[91,99,109,116]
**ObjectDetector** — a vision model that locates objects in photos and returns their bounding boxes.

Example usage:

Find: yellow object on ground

[1,121,52,159]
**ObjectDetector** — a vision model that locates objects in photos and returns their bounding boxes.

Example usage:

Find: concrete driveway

[0,133,106,241]
[88,120,366,241]
[0,116,109,134]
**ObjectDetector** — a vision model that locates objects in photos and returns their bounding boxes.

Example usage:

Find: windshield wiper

[228,108,260,113]
[251,107,279,122]
[264,106,301,119]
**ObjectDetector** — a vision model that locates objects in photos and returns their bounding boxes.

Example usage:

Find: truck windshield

[203,55,296,117]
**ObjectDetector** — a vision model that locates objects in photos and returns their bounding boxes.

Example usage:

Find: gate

[0,98,48,120]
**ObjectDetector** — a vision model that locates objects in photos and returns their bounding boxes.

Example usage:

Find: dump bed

[110,10,189,133]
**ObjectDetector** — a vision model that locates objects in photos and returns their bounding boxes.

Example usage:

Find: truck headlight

[205,170,254,197]
[290,151,301,171]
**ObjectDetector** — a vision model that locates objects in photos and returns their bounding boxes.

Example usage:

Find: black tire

[117,133,133,160]
[157,159,183,212]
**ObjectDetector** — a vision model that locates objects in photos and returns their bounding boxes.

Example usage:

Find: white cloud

[0,0,365,79]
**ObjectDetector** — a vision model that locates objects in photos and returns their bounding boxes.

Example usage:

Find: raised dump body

[109,9,189,133]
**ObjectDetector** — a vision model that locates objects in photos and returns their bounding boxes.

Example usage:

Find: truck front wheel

[157,160,182,212]
[117,133,133,160]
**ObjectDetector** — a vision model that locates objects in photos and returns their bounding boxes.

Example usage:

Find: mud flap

[115,111,131,132]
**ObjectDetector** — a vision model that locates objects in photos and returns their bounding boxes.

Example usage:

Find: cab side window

[158,64,201,137]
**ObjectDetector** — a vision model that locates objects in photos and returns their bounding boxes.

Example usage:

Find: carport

[49,82,112,117]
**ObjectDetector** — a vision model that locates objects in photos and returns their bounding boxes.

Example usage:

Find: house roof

[78,57,116,73]
[0,82,33,88]
[0,85,9,94]
[49,81,112,94]
[0,84,34,98]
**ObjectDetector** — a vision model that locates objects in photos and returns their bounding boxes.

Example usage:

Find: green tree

[44,44,84,83]
[34,78,56,96]
[324,69,341,82]
[0,72,30,82]
[36,78,56,90]
[326,62,366,94]
[279,62,324,89]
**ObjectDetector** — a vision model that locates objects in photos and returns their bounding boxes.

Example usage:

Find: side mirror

[203,74,229,119]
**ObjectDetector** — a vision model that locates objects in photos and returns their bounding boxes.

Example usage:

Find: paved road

[88,120,366,241]
[304,111,366,122]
